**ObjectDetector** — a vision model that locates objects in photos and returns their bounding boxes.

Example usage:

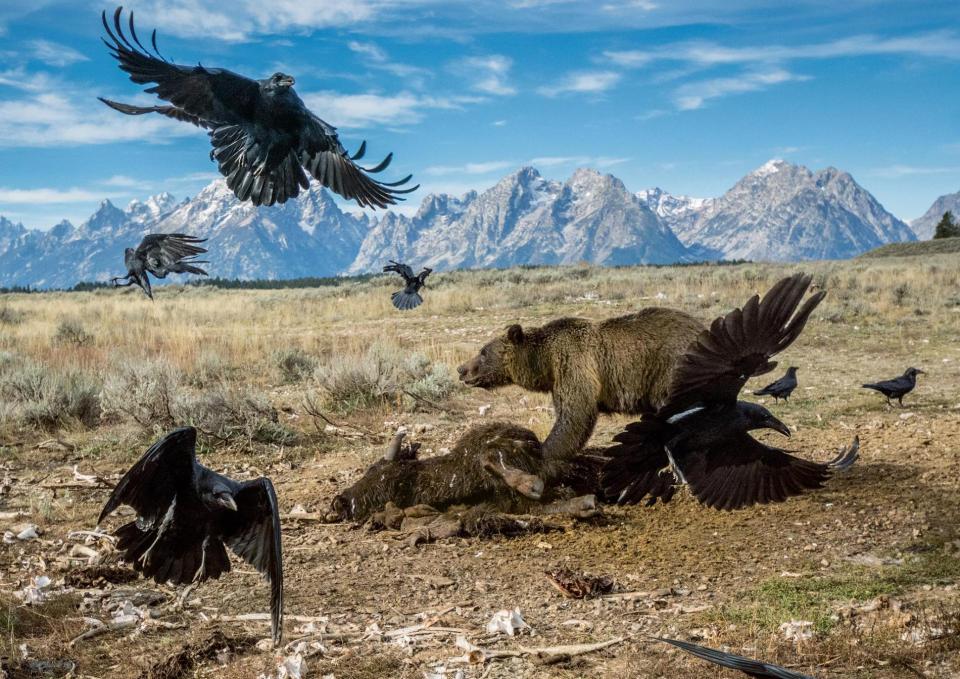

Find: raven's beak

[916,369,926,375]
[216,493,238,512]
[282,75,295,87]
[764,416,791,437]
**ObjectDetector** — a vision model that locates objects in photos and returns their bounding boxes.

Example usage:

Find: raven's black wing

[660,274,825,418]
[383,260,416,281]
[135,233,208,276]
[98,427,197,526]
[300,116,419,209]
[99,97,213,129]
[600,419,677,506]
[98,428,228,586]
[101,7,259,125]
[754,374,790,396]
[862,376,910,393]
[655,637,816,678]
[221,478,284,645]
[675,434,859,511]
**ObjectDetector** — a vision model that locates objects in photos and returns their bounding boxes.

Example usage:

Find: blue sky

[0,0,958,231]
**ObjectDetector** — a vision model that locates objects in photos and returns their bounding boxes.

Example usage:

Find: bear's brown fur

[457,308,704,476]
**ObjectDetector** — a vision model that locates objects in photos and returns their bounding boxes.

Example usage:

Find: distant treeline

[1,259,751,294]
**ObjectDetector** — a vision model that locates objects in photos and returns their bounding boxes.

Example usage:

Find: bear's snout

[458,358,480,384]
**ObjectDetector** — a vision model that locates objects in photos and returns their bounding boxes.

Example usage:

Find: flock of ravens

[86,7,926,676]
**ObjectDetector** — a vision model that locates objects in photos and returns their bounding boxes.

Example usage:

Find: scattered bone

[450,635,626,665]
[486,608,530,636]
[779,620,814,642]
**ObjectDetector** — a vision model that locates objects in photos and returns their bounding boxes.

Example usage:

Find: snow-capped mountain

[669,159,915,261]
[636,187,711,226]
[349,167,690,272]
[911,189,960,240]
[0,181,370,289]
[0,160,919,289]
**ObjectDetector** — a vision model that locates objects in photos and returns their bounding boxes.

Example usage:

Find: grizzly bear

[457,308,704,477]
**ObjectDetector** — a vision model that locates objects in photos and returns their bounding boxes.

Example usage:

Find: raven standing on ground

[111,233,208,299]
[753,366,799,402]
[99,7,418,208]
[602,273,859,510]
[863,367,925,407]
[98,427,284,645]
[655,637,815,678]
[383,260,432,311]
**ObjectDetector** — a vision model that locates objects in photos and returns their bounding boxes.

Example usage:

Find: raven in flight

[655,637,815,678]
[99,7,418,208]
[753,366,799,402]
[111,233,208,299]
[602,273,858,510]
[383,260,432,311]
[863,367,925,407]
[98,427,284,645]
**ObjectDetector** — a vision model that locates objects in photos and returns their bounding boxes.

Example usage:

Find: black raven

[863,367,925,407]
[753,366,799,402]
[602,273,859,510]
[383,260,432,311]
[111,233,208,299]
[655,637,815,678]
[99,7,418,208]
[98,427,284,645]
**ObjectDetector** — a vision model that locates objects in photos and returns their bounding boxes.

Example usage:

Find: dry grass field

[1,255,959,678]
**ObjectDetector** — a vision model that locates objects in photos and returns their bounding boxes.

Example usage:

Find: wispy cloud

[604,32,960,69]
[347,41,431,84]
[673,69,808,110]
[456,55,516,96]
[424,160,516,176]
[27,39,88,67]
[303,90,483,129]
[0,90,203,147]
[868,164,960,179]
[0,186,119,204]
[537,70,621,97]
[529,155,630,168]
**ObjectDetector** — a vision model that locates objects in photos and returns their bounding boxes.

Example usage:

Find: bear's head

[457,324,526,390]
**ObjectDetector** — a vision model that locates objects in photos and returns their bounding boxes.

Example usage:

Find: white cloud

[27,39,88,67]
[672,69,808,110]
[123,0,418,41]
[604,31,960,68]
[458,55,516,96]
[347,40,431,82]
[868,164,960,179]
[492,119,508,126]
[537,70,621,97]
[0,186,118,204]
[529,155,630,168]
[0,91,203,147]
[303,90,482,128]
[424,160,515,176]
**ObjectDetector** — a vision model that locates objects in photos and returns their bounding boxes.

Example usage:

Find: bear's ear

[506,324,524,345]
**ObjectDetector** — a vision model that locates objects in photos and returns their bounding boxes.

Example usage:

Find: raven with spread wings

[383,260,432,311]
[99,7,418,208]
[602,273,858,511]
[98,427,284,645]
[111,233,208,299]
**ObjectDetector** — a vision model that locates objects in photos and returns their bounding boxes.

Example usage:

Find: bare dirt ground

[1,257,958,678]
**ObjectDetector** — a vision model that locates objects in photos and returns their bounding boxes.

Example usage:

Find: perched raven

[655,637,815,678]
[111,233,208,299]
[753,366,799,402]
[383,260,432,311]
[863,367,925,407]
[98,427,284,645]
[602,273,859,511]
[99,7,418,208]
